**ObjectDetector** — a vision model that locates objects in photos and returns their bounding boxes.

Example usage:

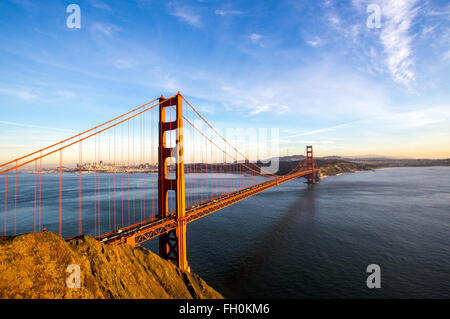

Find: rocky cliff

[0,232,222,299]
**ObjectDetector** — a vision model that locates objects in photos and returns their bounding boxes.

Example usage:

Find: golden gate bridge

[0,92,319,272]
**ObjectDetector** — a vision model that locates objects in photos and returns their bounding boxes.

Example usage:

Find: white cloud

[250,33,263,43]
[325,8,360,43]
[0,120,75,132]
[329,14,340,27]
[349,1,423,88]
[379,0,420,87]
[426,4,450,17]
[250,103,289,115]
[245,33,273,48]
[249,33,271,48]
[113,58,137,69]
[0,88,37,100]
[377,106,449,128]
[90,0,112,11]
[287,122,354,138]
[55,90,76,98]
[210,62,389,120]
[306,38,323,47]
[442,50,450,61]
[421,25,436,37]
[91,22,120,38]
[214,9,243,16]
[167,2,201,27]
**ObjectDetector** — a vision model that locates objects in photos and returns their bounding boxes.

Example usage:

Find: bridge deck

[96,169,319,246]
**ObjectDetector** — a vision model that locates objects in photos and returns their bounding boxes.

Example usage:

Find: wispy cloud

[426,4,450,17]
[0,120,75,132]
[91,22,121,38]
[306,37,323,47]
[442,50,450,62]
[248,33,270,48]
[379,0,420,88]
[249,33,262,43]
[420,25,436,38]
[214,9,243,16]
[287,122,354,138]
[10,0,36,10]
[113,58,137,69]
[376,106,449,128]
[349,1,427,88]
[89,0,112,11]
[0,88,37,100]
[209,62,389,120]
[328,13,341,27]
[250,103,289,115]
[167,2,202,27]
[325,7,360,43]
[55,90,76,98]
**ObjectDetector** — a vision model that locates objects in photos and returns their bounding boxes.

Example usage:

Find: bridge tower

[158,92,189,272]
[306,145,318,184]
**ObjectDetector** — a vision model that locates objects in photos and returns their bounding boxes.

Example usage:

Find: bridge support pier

[158,92,190,272]
[306,145,319,184]
[126,235,135,247]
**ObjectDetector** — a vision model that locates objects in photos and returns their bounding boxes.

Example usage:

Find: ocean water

[1,167,449,298]
[144,167,450,298]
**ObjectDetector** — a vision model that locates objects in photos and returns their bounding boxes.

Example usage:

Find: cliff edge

[0,232,222,299]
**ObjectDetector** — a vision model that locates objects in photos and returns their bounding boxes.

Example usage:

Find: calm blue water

[145,167,450,298]
[0,172,268,237]
[1,167,449,298]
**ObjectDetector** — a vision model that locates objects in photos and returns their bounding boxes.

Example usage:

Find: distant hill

[0,232,223,299]
[266,154,450,167]
[342,157,450,166]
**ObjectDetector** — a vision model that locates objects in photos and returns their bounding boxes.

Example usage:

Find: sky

[0,0,450,162]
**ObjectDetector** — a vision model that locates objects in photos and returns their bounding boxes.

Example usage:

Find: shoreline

[317,164,450,179]
[15,164,449,176]
[319,165,386,179]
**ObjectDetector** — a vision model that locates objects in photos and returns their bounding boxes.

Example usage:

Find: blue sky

[0,0,449,160]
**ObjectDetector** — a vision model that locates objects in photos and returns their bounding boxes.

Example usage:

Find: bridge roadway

[96,169,319,246]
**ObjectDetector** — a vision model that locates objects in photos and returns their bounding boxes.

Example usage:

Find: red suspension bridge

[0,92,319,272]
